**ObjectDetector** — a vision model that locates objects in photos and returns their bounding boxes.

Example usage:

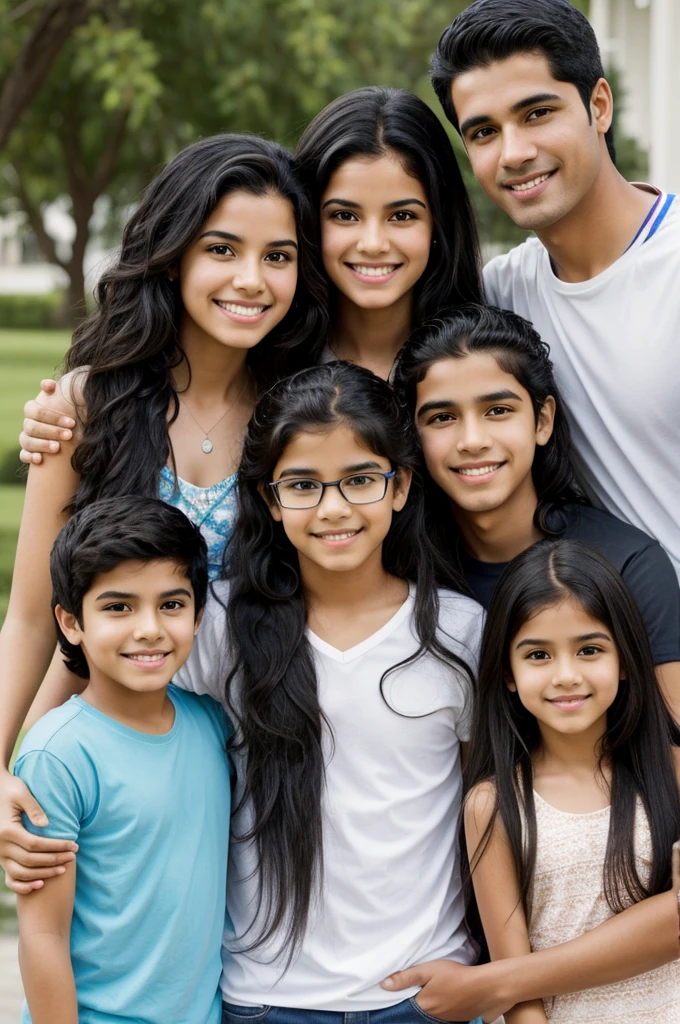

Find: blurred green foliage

[0,292,64,329]
[0,0,650,300]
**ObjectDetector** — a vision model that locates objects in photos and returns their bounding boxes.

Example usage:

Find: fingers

[21,418,71,445]
[1,839,76,868]
[19,449,43,465]
[4,858,69,882]
[4,873,44,896]
[381,966,427,991]
[23,397,72,426]
[39,379,58,395]
[14,789,49,829]
[0,823,78,855]
[673,840,680,890]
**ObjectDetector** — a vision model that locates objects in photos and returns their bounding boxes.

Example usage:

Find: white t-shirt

[176,582,484,1011]
[483,191,680,578]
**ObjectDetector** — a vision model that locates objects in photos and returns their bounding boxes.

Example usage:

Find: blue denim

[222,998,483,1024]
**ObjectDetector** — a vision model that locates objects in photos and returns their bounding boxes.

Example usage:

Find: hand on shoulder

[19,369,88,464]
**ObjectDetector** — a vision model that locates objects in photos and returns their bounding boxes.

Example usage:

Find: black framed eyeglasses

[268,470,396,509]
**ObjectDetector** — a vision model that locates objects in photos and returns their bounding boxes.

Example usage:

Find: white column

[649,0,680,191]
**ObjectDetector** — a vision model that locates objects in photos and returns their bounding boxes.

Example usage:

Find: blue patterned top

[159,466,238,580]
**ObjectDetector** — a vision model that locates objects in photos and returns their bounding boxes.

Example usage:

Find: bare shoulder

[43,367,90,419]
[464,778,499,832]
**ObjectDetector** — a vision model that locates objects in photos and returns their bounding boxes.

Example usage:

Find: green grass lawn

[0,330,70,932]
[0,329,71,621]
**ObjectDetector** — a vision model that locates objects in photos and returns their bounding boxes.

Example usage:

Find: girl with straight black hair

[174,361,485,1023]
[0,134,328,893]
[295,86,483,380]
[463,539,680,1023]
[393,306,680,723]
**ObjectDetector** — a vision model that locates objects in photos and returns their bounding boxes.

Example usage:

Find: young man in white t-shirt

[429,0,680,586]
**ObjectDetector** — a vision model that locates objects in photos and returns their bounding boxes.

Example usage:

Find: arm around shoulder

[0,380,81,766]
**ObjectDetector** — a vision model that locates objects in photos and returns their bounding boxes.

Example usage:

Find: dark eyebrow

[321,198,360,210]
[342,461,383,473]
[480,389,522,402]
[95,588,193,601]
[461,93,561,137]
[510,92,561,115]
[197,230,241,242]
[417,400,455,420]
[197,230,297,250]
[384,198,427,210]
[416,390,521,419]
[515,631,612,650]
[275,460,383,480]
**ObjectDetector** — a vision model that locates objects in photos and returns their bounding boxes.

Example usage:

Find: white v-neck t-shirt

[175,582,484,1010]
[484,190,680,578]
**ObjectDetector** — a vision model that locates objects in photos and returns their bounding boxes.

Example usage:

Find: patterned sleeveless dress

[528,790,680,1022]
[159,465,238,580]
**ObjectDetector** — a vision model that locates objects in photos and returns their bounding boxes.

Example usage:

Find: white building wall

[590,0,680,193]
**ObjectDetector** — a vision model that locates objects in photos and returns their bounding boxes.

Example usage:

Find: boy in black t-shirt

[396,306,680,722]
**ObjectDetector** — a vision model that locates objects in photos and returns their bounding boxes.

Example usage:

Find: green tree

[0,0,95,152]
[1,0,475,324]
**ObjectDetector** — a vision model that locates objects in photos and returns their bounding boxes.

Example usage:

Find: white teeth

[509,173,551,192]
[349,264,397,277]
[455,464,502,477]
[217,302,266,316]
[127,653,166,662]
[318,531,358,540]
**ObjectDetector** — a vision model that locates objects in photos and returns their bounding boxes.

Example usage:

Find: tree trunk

[60,198,93,327]
[0,0,92,151]
[57,260,87,328]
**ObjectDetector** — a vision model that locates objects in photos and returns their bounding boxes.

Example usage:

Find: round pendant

[201,438,214,454]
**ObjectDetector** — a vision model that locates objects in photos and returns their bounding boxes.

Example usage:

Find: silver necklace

[180,379,248,454]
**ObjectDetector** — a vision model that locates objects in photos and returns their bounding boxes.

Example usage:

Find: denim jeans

[221,997,483,1024]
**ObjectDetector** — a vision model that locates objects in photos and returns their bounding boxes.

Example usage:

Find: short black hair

[431,0,615,162]
[51,496,208,678]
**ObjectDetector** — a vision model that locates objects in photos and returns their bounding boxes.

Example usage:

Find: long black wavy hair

[394,305,586,584]
[223,360,474,958]
[294,86,483,361]
[66,133,327,511]
[464,540,680,951]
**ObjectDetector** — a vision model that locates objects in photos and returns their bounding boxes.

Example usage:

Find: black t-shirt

[461,503,680,666]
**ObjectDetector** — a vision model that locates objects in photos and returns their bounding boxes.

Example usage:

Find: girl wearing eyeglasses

[172,360,485,1024]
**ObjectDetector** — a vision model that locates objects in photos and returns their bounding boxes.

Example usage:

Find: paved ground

[0,935,22,1023]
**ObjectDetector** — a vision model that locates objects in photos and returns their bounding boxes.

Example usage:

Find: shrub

[0,449,26,485]
[0,293,64,329]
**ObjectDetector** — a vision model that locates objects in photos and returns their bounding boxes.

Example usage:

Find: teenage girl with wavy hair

[174,361,484,1023]
[0,134,326,888]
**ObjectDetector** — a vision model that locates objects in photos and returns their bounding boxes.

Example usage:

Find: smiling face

[178,189,299,352]
[451,53,612,232]
[415,351,554,516]
[267,422,411,578]
[320,152,433,314]
[55,559,198,695]
[508,596,622,741]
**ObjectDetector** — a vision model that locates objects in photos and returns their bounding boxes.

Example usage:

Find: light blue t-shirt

[14,685,231,1024]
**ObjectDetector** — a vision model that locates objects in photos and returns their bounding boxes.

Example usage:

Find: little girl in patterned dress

[464,538,680,1024]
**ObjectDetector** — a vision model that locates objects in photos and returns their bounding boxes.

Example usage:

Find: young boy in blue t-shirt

[14,496,231,1024]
